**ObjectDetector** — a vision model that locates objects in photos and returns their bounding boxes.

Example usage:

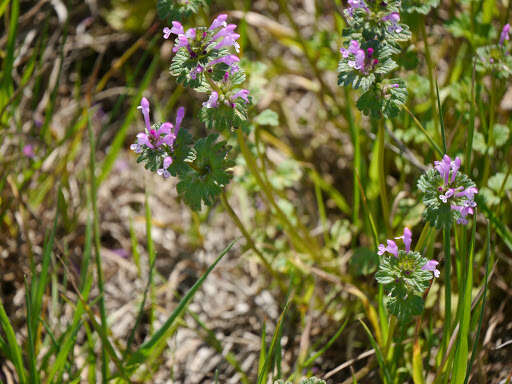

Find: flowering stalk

[418,155,478,228]
[376,227,439,322]
[165,14,251,130]
[129,14,252,211]
[476,23,512,78]
[338,0,411,118]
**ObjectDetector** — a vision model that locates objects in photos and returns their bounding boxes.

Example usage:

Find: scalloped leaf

[176,134,235,210]
[200,97,249,130]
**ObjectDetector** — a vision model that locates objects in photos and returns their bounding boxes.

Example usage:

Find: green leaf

[200,96,249,130]
[176,134,235,211]
[350,247,379,276]
[168,128,194,177]
[386,288,424,322]
[255,109,279,126]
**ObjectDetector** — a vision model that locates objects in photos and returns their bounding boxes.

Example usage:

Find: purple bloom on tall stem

[209,14,228,30]
[163,27,172,39]
[422,260,440,278]
[203,91,219,108]
[231,89,250,104]
[433,155,478,224]
[382,12,403,33]
[395,227,412,253]
[500,23,510,46]
[175,107,185,135]
[134,98,176,150]
[378,240,398,257]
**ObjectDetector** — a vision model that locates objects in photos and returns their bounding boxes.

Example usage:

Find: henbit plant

[338,0,410,118]
[418,155,478,228]
[376,227,439,323]
[476,23,512,78]
[132,13,250,211]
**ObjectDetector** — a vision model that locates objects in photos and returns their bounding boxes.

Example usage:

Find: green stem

[440,225,452,362]
[420,16,440,140]
[384,316,397,360]
[236,130,319,257]
[465,62,476,173]
[220,192,285,290]
[403,104,444,156]
[482,75,496,184]
[345,87,361,230]
[377,121,390,235]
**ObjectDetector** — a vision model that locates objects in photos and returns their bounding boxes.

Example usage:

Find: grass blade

[127,239,237,367]
[464,221,491,384]
[452,215,476,384]
[359,319,391,384]
[257,297,292,384]
[435,80,447,154]
[0,299,27,383]
[303,318,349,367]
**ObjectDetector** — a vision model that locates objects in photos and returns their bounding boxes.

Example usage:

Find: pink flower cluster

[435,155,478,225]
[500,23,510,46]
[346,0,368,16]
[163,14,241,79]
[130,97,185,178]
[340,40,378,74]
[382,12,403,34]
[378,228,440,278]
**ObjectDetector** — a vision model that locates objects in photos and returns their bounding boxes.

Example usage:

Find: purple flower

[455,186,478,200]
[231,89,250,104]
[434,155,461,185]
[342,39,377,74]
[378,240,398,257]
[422,260,440,278]
[500,23,510,46]
[213,26,241,52]
[208,54,240,68]
[209,14,228,30]
[175,106,185,135]
[395,227,412,253]
[346,0,368,15]
[382,12,403,33]
[157,156,173,178]
[190,64,204,79]
[134,98,176,150]
[23,144,35,158]
[170,21,184,36]
[432,155,478,224]
[163,27,172,39]
[203,91,219,108]
[207,54,240,77]
[168,25,196,53]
